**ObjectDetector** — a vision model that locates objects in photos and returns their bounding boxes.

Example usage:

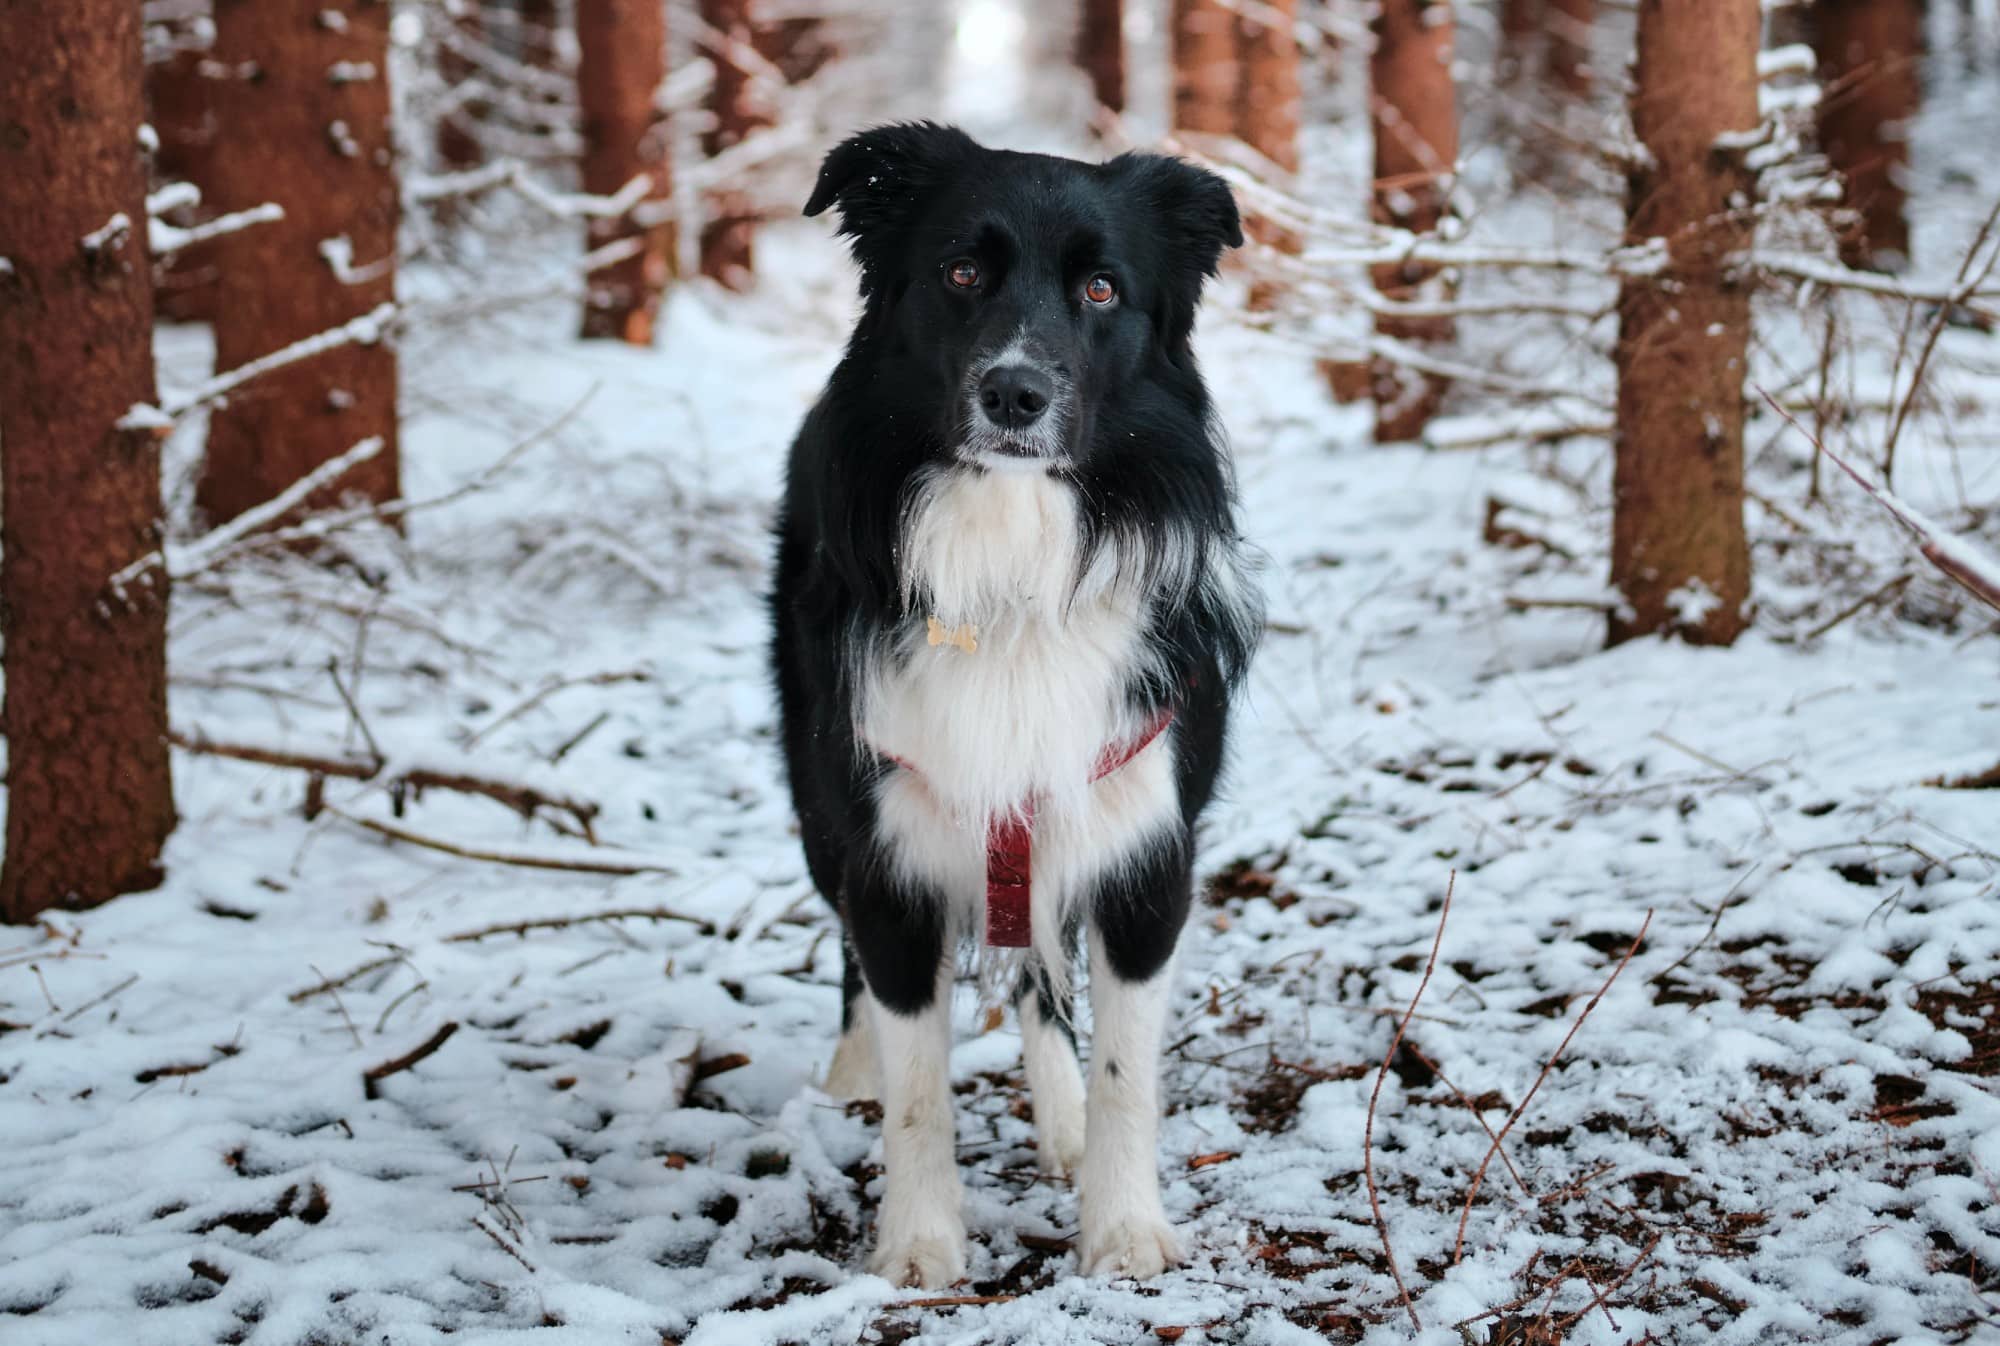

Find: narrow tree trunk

[149,43,221,320]
[1609,0,1756,647]
[1078,0,1126,117]
[437,0,487,171]
[1545,0,1594,98]
[520,0,562,70]
[1172,0,1239,135]
[1499,0,1540,85]
[754,15,834,85]
[576,0,672,342]
[1815,0,1921,272]
[0,1,176,920]
[1238,0,1301,311]
[699,0,772,291]
[198,2,400,527]
[1369,0,1458,442]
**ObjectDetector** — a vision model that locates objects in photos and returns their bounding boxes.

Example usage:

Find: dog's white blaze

[861,466,1185,978]
[1076,931,1184,1277]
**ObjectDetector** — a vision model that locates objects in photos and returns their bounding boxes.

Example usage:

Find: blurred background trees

[1,0,1997,919]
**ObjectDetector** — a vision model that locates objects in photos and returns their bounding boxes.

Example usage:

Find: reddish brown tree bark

[576,0,672,341]
[1172,0,1239,135]
[198,2,400,527]
[1499,0,1540,84]
[0,1,176,920]
[519,0,562,70]
[148,42,222,320]
[1369,0,1458,442]
[1238,0,1301,311]
[1609,0,1756,647]
[1814,0,1921,271]
[699,0,773,291]
[1545,0,1594,97]
[754,15,834,85]
[1078,0,1126,117]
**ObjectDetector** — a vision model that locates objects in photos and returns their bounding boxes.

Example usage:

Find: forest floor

[6,106,2000,1346]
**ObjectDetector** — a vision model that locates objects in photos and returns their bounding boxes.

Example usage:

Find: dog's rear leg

[822,941,881,1099]
[1015,959,1086,1178]
[850,871,967,1289]
[1077,837,1191,1278]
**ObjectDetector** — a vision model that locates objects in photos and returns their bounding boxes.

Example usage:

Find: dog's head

[805,123,1243,471]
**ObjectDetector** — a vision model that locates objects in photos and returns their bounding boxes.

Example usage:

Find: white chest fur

[857,467,1159,827]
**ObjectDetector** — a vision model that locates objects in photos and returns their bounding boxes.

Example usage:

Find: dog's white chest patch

[859,468,1155,825]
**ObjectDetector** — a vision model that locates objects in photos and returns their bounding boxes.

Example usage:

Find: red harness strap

[885,704,1177,948]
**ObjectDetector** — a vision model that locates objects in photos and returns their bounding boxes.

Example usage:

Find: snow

[8,15,2000,1345]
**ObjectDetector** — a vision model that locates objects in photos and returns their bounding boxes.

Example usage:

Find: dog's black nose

[977,365,1053,430]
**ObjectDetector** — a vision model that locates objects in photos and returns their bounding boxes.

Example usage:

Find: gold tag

[926,615,979,653]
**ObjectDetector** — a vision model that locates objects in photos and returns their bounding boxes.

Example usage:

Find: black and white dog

[769,123,1260,1287]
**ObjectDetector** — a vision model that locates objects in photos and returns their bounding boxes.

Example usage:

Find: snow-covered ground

[7,18,2000,1340]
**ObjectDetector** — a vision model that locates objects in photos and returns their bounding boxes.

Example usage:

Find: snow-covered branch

[149,203,285,256]
[110,437,387,595]
[1761,389,2000,615]
[122,301,398,428]
[407,159,656,220]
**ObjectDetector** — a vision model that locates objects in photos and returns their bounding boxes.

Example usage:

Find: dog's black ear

[804,122,979,238]
[1112,153,1245,281]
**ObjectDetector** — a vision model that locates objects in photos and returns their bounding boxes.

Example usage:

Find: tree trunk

[1369,0,1458,442]
[1078,0,1126,117]
[1238,0,1301,311]
[1499,0,1540,84]
[198,2,400,527]
[1545,0,1594,98]
[1172,0,1238,135]
[148,42,221,321]
[699,0,772,292]
[754,15,834,85]
[0,0,176,920]
[520,0,563,70]
[437,0,487,171]
[1609,0,1756,647]
[1814,0,1921,272]
[576,0,672,342]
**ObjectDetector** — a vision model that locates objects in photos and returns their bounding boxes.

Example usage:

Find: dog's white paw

[1033,1098,1086,1178]
[867,1227,968,1289]
[1077,1215,1183,1279]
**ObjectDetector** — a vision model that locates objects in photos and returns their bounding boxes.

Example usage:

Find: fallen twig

[331,808,674,876]
[1453,911,1654,1265]
[894,1294,1017,1309]
[1366,872,1455,1332]
[362,1021,460,1099]
[289,953,403,1004]
[443,905,715,943]
[170,728,601,840]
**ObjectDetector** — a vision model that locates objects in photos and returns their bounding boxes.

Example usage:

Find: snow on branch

[406,159,656,221]
[111,436,387,597]
[122,301,398,428]
[1760,389,2000,615]
[1746,249,2000,311]
[149,203,285,256]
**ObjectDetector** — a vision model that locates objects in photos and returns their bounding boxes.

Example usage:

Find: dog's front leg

[849,865,966,1288]
[1076,925,1185,1278]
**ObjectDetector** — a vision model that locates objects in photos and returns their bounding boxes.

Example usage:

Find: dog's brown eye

[1084,274,1117,305]
[946,259,980,289]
